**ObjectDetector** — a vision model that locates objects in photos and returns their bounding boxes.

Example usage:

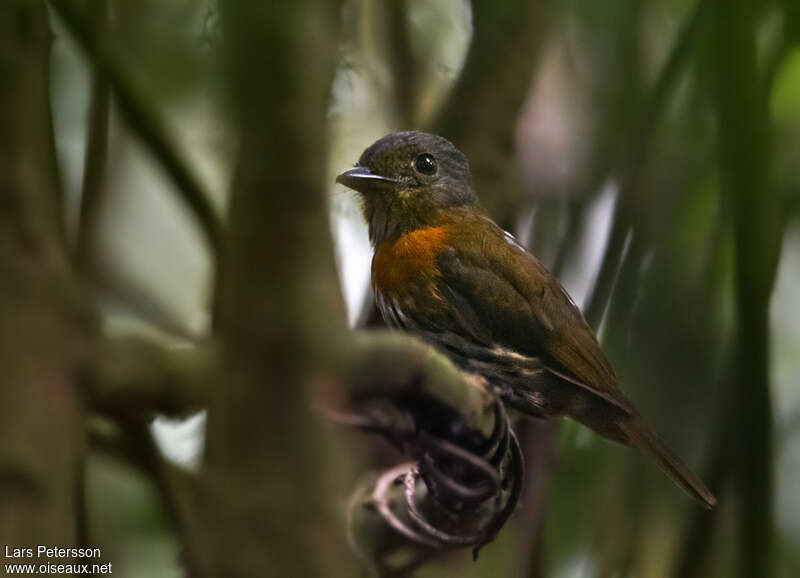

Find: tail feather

[620,417,716,509]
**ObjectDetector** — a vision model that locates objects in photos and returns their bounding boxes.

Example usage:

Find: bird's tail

[620,416,716,509]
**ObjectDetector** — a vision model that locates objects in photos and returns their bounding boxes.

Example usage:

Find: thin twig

[75,0,111,271]
[73,1,111,547]
[118,419,203,578]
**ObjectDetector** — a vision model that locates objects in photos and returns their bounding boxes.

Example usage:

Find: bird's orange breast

[371,226,451,297]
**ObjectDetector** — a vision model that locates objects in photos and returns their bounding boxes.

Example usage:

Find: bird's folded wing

[433,219,632,414]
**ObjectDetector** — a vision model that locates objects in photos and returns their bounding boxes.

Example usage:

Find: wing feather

[434,215,632,414]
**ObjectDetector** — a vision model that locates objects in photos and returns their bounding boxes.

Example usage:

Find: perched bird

[336,131,716,508]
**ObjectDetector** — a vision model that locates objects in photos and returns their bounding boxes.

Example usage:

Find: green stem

[714,0,781,575]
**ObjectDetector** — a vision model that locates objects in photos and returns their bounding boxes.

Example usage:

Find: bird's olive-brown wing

[432,216,632,414]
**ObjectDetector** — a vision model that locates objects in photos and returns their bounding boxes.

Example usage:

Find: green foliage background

[37,0,800,576]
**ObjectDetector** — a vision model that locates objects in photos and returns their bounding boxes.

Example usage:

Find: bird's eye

[413,153,438,176]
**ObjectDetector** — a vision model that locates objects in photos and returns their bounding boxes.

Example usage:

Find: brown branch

[513,420,557,578]
[49,0,224,264]
[74,0,110,272]
[434,0,553,225]
[76,74,109,267]
[385,0,419,127]
[73,1,111,548]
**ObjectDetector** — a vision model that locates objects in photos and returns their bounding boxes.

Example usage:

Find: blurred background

[44,0,799,576]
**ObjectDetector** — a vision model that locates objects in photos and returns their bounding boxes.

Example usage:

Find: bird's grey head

[336,131,476,244]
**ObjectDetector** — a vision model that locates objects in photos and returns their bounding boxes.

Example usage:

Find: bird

[336,130,716,509]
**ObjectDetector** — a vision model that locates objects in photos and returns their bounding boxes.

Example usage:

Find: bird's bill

[335,166,396,194]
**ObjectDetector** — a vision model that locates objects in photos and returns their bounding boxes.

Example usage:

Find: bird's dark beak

[336,166,396,194]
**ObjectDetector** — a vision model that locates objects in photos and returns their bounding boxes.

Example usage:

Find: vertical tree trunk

[0,0,88,550]
[194,1,352,576]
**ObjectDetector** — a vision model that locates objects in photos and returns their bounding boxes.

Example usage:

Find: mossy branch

[341,334,523,573]
[85,337,212,419]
